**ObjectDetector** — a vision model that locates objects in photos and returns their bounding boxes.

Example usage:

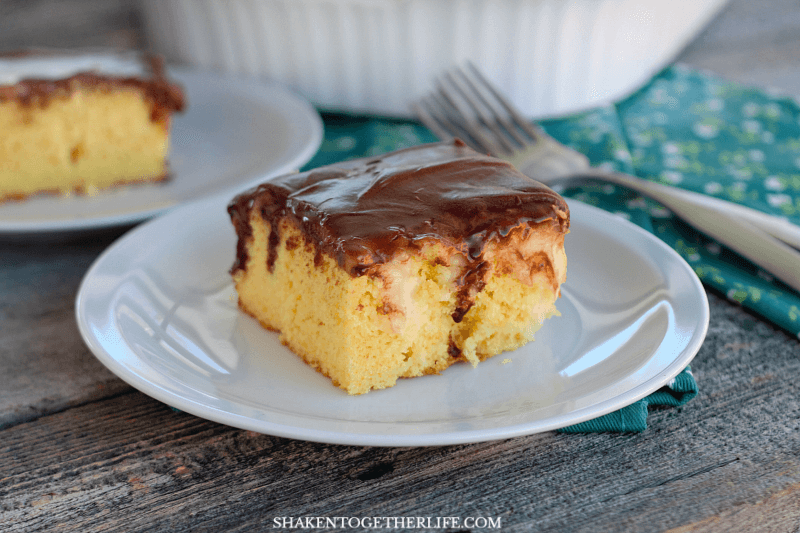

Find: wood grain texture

[679,0,800,95]
[2,0,800,531]
[2,292,800,532]
[667,484,800,533]
[0,233,133,429]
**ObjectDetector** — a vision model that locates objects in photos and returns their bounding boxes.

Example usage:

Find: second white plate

[76,196,709,446]
[0,68,323,235]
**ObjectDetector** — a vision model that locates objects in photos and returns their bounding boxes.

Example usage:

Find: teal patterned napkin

[558,366,698,433]
[547,65,800,338]
[302,65,800,432]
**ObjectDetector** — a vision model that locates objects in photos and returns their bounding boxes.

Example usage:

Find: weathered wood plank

[2,292,799,532]
[0,234,134,429]
[679,0,800,94]
[2,1,800,531]
[667,485,800,533]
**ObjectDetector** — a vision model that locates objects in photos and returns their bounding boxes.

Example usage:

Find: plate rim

[75,196,709,446]
[0,67,323,235]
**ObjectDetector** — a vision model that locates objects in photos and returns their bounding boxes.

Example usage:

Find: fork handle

[583,169,800,250]
[580,169,800,293]
[663,196,800,295]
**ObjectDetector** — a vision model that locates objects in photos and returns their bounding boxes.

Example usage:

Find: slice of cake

[228,139,570,395]
[0,50,185,202]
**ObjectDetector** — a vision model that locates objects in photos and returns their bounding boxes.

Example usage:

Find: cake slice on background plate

[0,49,185,202]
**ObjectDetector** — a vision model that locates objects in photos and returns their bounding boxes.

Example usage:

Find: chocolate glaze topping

[228,140,569,321]
[0,51,185,123]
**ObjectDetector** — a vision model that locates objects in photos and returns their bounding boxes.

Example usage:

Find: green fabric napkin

[302,65,800,433]
[558,366,698,433]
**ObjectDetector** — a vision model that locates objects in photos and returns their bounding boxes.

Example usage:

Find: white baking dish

[140,0,729,118]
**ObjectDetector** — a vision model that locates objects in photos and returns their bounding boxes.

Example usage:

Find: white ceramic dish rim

[75,197,709,447]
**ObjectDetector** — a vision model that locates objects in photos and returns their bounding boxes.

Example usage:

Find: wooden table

[2,1,800,531]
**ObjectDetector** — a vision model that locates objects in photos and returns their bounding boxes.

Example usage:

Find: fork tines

[413,62,546,157]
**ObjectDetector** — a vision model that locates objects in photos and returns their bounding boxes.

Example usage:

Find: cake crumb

[502,358,512,365]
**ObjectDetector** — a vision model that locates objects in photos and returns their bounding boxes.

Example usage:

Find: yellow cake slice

[228,140,569,395]
[0,50,185,202]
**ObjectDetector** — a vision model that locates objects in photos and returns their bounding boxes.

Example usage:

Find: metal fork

[412,63,800,294]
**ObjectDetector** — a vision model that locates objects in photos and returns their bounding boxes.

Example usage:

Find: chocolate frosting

[0,51,185,123]
[229,140,569,321]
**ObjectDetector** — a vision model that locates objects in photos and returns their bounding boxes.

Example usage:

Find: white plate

[0,68,323,236]
[76,197,709,446]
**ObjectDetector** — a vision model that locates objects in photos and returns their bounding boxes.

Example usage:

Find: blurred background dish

[139,0,730,118]
[0,68,323,236]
